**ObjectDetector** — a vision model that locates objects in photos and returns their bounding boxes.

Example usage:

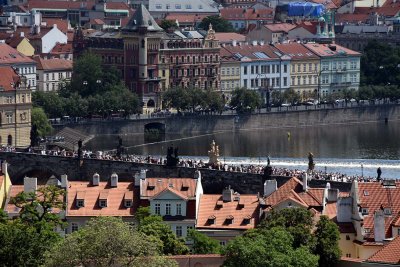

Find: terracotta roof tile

[324,202,337,219]
[221,44,282,60]
[67,181,138,217]
[367,236,400,264]
[335,221,356,233]
[197,194,259,230]
[42,18,70,33]
[264,23,296,33]
[140,178,197,199]
[274,42,319,60]
[214,32,246,43]
[33,57,72,70]
[164,13,206,24]
[303,43,361,57]
[50,43,73,54]
[220,8,274,22]
[335,13,369,24]
[27,0,130,11]
[0,66,20,91]
[354,6,400,16]
[0,43,35,64]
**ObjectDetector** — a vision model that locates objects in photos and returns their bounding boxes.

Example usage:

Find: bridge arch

[13,166,64,185]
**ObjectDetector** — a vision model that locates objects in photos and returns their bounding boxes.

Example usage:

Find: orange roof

[324,202,337,219]
[0,43,35,64]
[274,42,319,60]
[0,67,20,91]
[42,18,70,33]
[357,181,400,239]
[214,32,246,43]
[33,57,72,70]
[164,13,206,24]
[67,181,138,217]
[220,7,274,22]
[50,43,73,54]
[221,44,282,60]
[295,21,319,34]
[197,194,259,230]
[264,23,296,33]
[140,178,198,199]
[264,177,325,210]
[5,185,24,214]
[367,236,400,264]
[27,0,130,11]
[354,6,400,16]
[335,13,369,24]
[303,43,361,57]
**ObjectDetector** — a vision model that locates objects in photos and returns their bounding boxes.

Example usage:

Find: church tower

[121,4,164,111]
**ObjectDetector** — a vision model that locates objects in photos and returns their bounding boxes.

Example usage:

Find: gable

[152,189,186,200]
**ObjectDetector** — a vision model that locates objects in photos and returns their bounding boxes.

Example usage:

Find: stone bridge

[0,152,352,194]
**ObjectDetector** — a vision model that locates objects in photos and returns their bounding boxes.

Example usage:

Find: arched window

[7,135,12,146]
[147,99,155,107]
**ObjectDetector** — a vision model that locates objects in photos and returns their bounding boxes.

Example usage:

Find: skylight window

[253,52,268,59]
[234,53,243,59]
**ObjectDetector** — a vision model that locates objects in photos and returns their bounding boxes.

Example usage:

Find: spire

[123,4,163,32]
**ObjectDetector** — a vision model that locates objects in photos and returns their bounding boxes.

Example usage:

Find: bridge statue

[263,155,273,182]
[308,152,315,173]
[166,146,179,167]
[208,140,220,165]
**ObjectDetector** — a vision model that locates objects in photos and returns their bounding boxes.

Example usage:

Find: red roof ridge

[150,186,189,200]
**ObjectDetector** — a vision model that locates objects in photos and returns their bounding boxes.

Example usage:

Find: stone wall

[55,104,400,135]
[0,152,352,194]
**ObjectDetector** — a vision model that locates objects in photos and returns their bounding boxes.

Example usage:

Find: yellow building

[220,48,241,102]
[0,66,32,148]
[274,43,320,100]
[7,35,35,57]
[0,162,12,209]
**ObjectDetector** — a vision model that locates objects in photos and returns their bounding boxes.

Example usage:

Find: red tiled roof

[6,36,25,49]
[310,0,337,9]
[335,13,369,24]
[324,202,337,219]
[67,181,138,217]
[27,0,130,11]
[354,6,400,17]
[164,13,206,24]
[50,43,73,54]
[358,181,400,239]
[0,67,20,91]
[140,178,198,199]
[33,57,72,70]
[367,236,400,264]
[42,18,69,33]
[264,177,325,210]
[335,221,356,233]
[274,42,319,60]
[5,185,24,214]
[0,43,35,64]
[222,43,282,60]
[303,43,361,57]
[197,194,259,230]
[264,23,296,33]
[295,21,318,35]
[214,32,246,42]
[220,7,274,21]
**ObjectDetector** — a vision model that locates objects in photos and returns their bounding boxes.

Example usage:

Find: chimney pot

[92,173,100,186]
[110,173,118,187]
[24,177,37,194]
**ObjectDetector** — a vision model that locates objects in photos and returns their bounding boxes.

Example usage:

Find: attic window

[99,199,107,208]
[364,228,371,233]
[384,208,392,215]
[216,200,223,208]
[76,191,86,208]
[361,208,369,215]
[181,183,189,191]
[76,199,85,208]
[207,215,216,225]
[225,215,234,225]
[125,199,132,208]
[363,190,369,196]
[243,215,251,225]
[147,182,155,190]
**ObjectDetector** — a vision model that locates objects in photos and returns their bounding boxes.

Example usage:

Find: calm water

[86,121,400,179]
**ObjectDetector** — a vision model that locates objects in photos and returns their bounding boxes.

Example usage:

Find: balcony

[330,82,351,88]
[335,68,347,73]
[145,76,162,82]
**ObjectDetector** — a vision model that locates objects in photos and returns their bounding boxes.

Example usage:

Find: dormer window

[99,199,107,208]
[207,215,216,225]
[76,199,85,208]
[384,208,392,215]
[225,215,234,225]
[125,200,132,208]
[361,208,369,215]
[243,215,251,225]
[124,191,133,208]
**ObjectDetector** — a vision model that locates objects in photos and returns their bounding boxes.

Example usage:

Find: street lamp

[361,164,364,179]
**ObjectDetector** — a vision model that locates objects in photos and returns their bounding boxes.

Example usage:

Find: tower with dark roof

[121,4,164,110]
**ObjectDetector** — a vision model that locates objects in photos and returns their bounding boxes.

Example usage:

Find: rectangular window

[155,203,160,215]
[322,63,329,71]
[52,73,55,80]
[251,66,254,74]
[166,203,171,215]
[276,64,280,73]
[6,114,12,124]
[176,226,182,237]
[176,203,182,215]
[155,4,162,9]
[99,200,107,208]
[243,79,247,88]
[77,199,84,208]
[175,4,181,9]
[71,223,79,232]
[284,64,287,73]
[186,4,191,9]
[284,77,287,86]
[125,200,132,208]
[244,66,247,75]
[46,73,49,81]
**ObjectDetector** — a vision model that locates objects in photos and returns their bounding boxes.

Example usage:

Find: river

[85,120,400,179]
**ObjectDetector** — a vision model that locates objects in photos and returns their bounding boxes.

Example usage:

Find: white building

[0,10,41,28]
[140,171,203,238]
[33,57,73,92]
[0,42,37,90]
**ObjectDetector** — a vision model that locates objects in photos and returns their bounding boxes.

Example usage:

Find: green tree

[314,216,341,267]
[283,88,301,104]
[0,220,61,267]
[230,88,261,113]
[187,229,221,254]
[32,91,65,118]
[260,208,315,249]
[163,87,190,112]
[204,89,225,113]
[44,217,177,267]
[160,20,178,31]
[224,227,318,267]
[139,215,189,255]
[31,107,53,137]
[10,185,66,231]
[199,16,235,32]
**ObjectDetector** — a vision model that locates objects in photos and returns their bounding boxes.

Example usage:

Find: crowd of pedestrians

[14,147,377,183]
